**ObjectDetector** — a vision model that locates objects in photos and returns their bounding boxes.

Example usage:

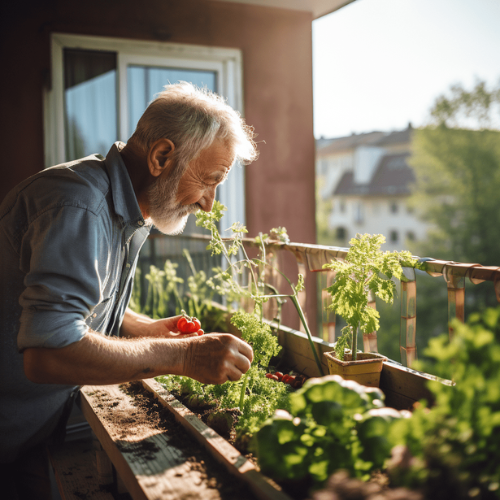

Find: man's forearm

[24,328,254,386]
[23,331,186,385]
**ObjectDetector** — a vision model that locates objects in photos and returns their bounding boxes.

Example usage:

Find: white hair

[129,82,258,176]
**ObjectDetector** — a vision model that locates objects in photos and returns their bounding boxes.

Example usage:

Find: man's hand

[24,330,253,387]
[182,333,254,385]
[120,309,198,339]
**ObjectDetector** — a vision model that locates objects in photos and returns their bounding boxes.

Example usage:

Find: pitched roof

[317,131,386,156]
[333,152,415,197]
[375,126,413,146]
[317,125,413,155]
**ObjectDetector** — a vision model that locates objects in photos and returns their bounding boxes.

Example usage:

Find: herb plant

[323,234,417,361]
[159,310,290,440]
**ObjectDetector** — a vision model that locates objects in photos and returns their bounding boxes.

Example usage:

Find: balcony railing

[139,233,500,369]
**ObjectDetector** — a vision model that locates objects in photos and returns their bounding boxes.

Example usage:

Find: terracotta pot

[323,351,387,387]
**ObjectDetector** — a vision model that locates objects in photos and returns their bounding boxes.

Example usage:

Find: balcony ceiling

[210,0,356,19]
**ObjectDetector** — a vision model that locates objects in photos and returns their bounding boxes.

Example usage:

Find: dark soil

[85,382,257,500]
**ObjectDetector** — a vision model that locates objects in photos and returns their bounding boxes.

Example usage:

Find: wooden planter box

[63,323,439,500]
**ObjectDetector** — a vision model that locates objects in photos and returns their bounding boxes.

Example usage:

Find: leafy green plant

[323,234,417,361]
[159,310,290,440]
[254,375,410,487]
[387,307,500,499]
[196,200,324,375]
[130,250,226,331]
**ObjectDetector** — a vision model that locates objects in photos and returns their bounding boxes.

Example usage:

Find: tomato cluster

[265,371,305,389]
[177,314,204,336]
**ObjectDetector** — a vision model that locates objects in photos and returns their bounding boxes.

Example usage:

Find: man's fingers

[232,350,252,374]
[237,339,254,363]
[225,367,243,383]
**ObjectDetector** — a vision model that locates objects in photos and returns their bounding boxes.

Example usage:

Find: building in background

[316,124,428,251]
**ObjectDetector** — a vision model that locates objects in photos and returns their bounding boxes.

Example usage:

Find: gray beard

[145,166,199,235]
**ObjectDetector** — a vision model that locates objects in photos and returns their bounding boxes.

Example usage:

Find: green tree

[409,80,500,315]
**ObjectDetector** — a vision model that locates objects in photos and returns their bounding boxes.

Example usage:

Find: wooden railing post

[321,270,336,343]
[290,249,309,334]
[400,267,417,367]
[443,263,481,339]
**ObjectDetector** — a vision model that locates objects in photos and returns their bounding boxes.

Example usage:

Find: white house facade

[316,125,429,252]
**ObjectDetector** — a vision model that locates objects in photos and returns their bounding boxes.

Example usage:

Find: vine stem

[290,295,325,376]
[239,372,249,409]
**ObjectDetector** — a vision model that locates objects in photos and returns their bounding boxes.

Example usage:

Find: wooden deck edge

[141,378,292,500]
[48,439,115,500]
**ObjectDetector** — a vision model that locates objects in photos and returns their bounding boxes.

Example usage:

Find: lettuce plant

[255,375,409,486]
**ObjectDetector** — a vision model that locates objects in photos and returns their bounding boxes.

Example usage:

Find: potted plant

[322,233,417,387]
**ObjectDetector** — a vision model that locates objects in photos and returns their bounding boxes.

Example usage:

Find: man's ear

[147,138,175,178]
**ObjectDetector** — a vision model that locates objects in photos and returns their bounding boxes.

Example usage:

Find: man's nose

[199,186,216,212]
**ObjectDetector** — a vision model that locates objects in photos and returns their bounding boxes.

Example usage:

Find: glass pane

[64,49,117,160]
[127,65,217,136]
[127,65,217,236]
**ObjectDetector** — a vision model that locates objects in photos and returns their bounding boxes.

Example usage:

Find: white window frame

[44,33,245,226]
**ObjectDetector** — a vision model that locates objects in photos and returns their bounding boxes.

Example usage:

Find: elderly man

[0,82,257,499]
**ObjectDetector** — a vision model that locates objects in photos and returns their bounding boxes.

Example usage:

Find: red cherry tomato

[265,373,274,379]
[197,329,204,336]
[177,315,203,335]
[275,371,283,381]
[177,317,188,332]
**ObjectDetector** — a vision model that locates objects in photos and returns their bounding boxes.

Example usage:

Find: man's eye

[204,180,219,187]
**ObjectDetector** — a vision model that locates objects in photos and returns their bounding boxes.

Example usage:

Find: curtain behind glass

[64,49,118,161]
[127,66,218,235]
[127,65,217,136]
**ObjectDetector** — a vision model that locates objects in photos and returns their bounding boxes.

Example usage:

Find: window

[390,201,399,214]
[354,202,364,223]
[406,231,416,242]
[336,227,346,240]
[390,230,399,242]
[45,33,244,231]
[339,201,346,213]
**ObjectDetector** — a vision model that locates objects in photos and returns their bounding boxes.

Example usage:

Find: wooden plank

[80,384,247,500]
[379,361,449,409]
[48,438,114,500]
[277,328,331,377]
[141,378,292,500]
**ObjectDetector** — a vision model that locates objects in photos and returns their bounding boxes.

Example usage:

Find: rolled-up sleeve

[17,204,108,351]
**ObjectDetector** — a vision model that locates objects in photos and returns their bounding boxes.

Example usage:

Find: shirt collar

[104,142,146,229]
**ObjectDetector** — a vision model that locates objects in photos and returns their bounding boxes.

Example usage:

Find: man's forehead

[197,140,235,168]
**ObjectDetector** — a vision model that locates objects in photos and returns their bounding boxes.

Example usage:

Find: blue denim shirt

[0,142,150,462]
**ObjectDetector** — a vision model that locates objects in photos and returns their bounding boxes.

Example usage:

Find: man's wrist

[121,308,155,337]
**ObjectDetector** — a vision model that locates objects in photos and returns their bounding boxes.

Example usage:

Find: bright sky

[312,0,500,139]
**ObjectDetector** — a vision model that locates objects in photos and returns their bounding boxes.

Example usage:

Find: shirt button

[138,220,144,226]
[93,313,97,318]
[126,263,131,268]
